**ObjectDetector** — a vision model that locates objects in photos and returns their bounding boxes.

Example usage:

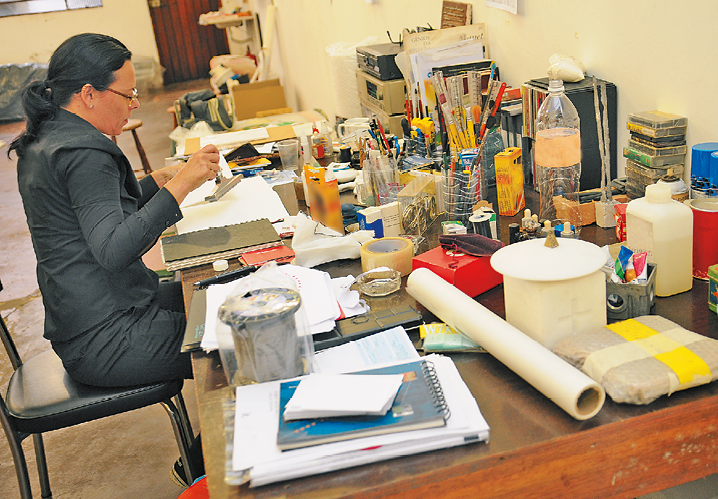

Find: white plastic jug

[626,183,693,297]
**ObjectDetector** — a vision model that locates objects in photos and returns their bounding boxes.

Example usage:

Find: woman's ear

[79,84,95,109]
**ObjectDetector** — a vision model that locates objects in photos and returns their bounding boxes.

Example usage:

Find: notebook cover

[160,218,280,263]
[277,359,448,451]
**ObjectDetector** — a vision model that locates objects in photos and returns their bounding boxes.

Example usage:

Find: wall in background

[2,0,717,178]
[0,0,159,65]
[269,0,718,177]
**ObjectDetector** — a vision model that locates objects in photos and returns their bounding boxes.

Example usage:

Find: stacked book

[228,327,490,487]
[623,111,687,199]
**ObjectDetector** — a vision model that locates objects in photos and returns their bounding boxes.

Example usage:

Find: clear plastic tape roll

[406,268,606,420]
[360,237,414,276]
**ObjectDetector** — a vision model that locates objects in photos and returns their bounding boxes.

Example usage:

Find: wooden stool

[112,118,152,176]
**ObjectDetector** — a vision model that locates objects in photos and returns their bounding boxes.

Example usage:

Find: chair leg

[2,430,34,499]
[130,129,152,175]
[172,393,194,446]
[160,394,198,483]
[32,433,52,498]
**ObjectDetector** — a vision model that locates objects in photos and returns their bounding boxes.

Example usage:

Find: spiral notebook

[277,359,449,451]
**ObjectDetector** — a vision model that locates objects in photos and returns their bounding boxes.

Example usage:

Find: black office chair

[0,279,198,498]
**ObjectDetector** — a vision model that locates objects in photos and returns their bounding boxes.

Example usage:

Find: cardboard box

[230,78,287,121]
[412,246,503,298]
[495,147,525,216]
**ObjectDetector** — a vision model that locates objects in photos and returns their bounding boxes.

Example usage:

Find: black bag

[174,89,234,131]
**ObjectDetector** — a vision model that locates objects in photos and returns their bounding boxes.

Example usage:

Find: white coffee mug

[337,117,371,140]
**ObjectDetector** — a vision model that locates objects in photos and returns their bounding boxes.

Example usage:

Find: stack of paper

[200,265,370,351]
[177,170,289,236]
[282,373,403,420]
[229,327,490,487]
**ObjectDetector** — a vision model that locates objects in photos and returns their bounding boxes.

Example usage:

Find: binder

[276,359,449,451]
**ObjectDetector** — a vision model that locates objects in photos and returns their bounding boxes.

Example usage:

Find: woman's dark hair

[8,33,132,158]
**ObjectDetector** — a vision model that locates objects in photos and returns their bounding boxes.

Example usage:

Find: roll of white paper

[406,268,605,420]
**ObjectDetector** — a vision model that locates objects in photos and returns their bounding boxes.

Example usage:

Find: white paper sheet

[314,325,419,374]
[232,354,490,487]
[174,128,270,156]
[200,266,351,351]
[282,373,404,420]
[176,175,289,235]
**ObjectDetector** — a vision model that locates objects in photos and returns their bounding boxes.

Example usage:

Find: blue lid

[691,142,718,178]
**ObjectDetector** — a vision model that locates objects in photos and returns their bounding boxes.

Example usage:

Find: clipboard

[181,288,207,353]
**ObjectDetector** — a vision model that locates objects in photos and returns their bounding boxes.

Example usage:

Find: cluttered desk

[172,176,718,498]
[158,19,718,498]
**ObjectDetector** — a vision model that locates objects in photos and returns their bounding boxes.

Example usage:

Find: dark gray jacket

[17,109,182,341]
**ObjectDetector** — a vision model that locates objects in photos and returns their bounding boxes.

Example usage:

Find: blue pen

[489,62,497,81]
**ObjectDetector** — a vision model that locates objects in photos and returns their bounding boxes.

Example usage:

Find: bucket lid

[490,238,606,282]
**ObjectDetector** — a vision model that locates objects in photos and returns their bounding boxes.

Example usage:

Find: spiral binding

[421,360,451,420]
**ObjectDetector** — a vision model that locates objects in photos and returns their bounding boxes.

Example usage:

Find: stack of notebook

[228,327,490,487]
[160,218,282,271]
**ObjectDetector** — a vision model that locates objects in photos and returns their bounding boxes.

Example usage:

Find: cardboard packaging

[357,207,384,237]
[495,147,525,216]
[230,78,287,120]
[412,246,503,298]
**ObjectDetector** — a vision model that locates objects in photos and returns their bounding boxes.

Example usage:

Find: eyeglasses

[106,87,139,106]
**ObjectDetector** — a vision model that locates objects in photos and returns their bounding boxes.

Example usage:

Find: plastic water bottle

[481,128,504,187]
[534,79,582,236]
[626,183,693,296]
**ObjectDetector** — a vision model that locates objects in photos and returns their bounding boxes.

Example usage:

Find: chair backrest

[0,279,22,371]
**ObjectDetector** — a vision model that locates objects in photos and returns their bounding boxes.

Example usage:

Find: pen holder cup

[443,174,478,226]
[217,287,308,386]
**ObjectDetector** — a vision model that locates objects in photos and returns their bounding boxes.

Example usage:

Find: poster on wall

[486,0,517,15]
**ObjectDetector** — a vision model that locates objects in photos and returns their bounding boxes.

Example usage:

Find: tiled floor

[2,78,718,498]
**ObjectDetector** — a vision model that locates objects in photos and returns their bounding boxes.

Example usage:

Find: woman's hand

[150,163,182,188]
[163,144,221,204]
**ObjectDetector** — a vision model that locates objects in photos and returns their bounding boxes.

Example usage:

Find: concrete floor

[2,78,718,499]
[0,79,208,499]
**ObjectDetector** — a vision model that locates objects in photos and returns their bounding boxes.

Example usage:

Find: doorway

[147,0,229,84]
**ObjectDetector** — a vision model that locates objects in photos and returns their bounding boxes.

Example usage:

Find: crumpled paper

[291,212,374,268]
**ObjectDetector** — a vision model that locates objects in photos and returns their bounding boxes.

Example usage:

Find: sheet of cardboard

[253,125,296,145]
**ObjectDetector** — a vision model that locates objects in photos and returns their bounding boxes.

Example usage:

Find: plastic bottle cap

[548,79,565,92]
[645,182,672,203]
[213,259,229,272]
[524,208,531,219]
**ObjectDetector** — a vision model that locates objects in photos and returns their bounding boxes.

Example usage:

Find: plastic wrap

[0,63,47,123]
[215,262,315,386]
[325,36,380,120]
